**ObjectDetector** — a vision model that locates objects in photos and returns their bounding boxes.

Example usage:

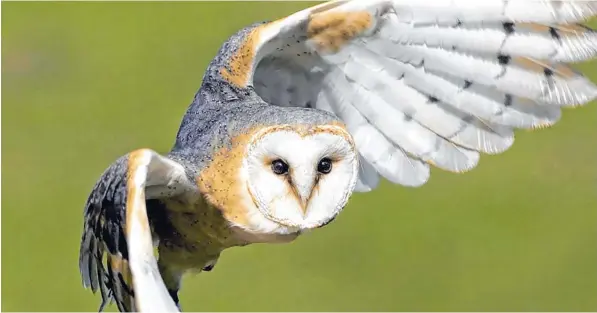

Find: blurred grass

[2,1,596,312]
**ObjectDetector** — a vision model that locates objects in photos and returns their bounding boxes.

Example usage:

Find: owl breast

[148,195,300,272]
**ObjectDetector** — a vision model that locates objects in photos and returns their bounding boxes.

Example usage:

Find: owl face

[241,124,359,234]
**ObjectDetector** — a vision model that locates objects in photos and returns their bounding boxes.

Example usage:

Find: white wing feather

[126,150,187,313]
[251,0,597,190]
[127,178,180,312]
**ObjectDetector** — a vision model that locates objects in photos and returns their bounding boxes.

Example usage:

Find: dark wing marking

[79,149,193,312]
[80,154,131,311]
[246,1,597,189]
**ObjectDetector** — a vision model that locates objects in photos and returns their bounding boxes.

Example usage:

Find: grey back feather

[170,22,340,170]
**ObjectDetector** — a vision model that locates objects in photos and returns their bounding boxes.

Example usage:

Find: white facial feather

[240,126,358,234]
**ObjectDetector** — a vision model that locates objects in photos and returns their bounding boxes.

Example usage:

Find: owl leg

[157,260,184,311]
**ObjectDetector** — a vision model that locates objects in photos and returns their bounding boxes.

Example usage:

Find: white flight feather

[126,150,183,313]
[321,68,430,186]
[250,0,597,190]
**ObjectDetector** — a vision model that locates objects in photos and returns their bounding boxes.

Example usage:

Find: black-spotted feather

[251,0,597,189]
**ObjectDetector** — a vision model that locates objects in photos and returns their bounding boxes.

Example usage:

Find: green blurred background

[2,1,596,311]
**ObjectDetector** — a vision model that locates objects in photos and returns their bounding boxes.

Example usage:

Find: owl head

[237,123,359,235]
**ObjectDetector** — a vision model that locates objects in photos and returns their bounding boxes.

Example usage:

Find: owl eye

[271,159,289,175]
[317,158,332,174]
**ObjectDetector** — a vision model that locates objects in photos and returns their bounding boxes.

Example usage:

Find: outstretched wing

[79,149,193,312]
[235,0,597,190]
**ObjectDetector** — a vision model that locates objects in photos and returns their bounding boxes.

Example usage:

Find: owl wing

[79,149,191,312]
[238,0,597,191]
[124,153,181,313]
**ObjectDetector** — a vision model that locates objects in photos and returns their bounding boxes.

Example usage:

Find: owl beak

[297,184,314,215]
[291,172,316,216]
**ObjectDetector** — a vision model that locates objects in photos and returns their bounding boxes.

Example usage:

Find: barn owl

[78,0,597,311]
